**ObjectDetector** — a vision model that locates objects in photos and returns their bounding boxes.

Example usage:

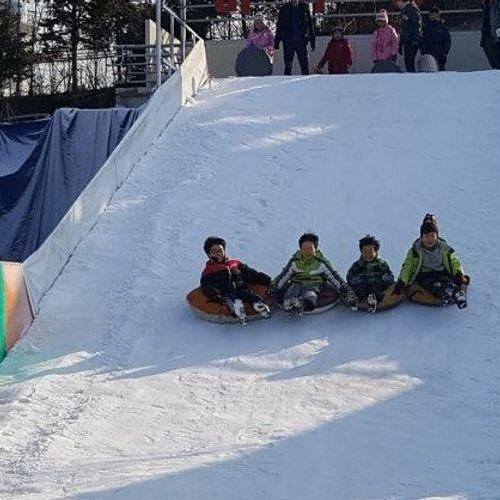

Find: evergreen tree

[40,0,90,92]
[0,7,31,95]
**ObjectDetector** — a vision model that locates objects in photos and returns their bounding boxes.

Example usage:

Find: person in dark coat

[346,235,394,313]
[421,5,451,71]
[396,0,422,72]
[315,26,353,74]
[274,0,315,75]
[481,0,500,69]
[200,236,271,320]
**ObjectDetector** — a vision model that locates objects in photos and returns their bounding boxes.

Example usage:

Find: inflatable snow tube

[356,283,405,312]
[370,60,403,74]
[273,284,340,315]
[186,284,270,323]
[416,54,438,73]
[406,283,469,306]
[235,46,273,77]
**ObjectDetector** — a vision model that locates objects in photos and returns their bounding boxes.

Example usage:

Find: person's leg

[283,283,302,300]
[495,42,500,69]
[351,283,370,302]
[436,54,447,71]
[417,272,456,303]
[482,40,499,68]
[296,42,310,75]
[404,42,418,72]
[236,287,263,304]
[300,287,320,311]
[283,42,295,75]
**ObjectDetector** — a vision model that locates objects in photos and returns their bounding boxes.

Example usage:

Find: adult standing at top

[396,0,422,72]
[481,0,500,69]
[274,0,315,75]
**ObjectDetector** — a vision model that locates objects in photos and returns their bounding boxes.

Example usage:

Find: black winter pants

[225,288,263,304]
[403,42,419,72]
[351,283,391,302]
[283,41,309,75]
[482,40,500,69]
[416,271,458,300]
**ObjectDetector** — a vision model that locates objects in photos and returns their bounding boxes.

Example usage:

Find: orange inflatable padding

[406,282,468,306]
[186,284,270,323]
[357,283,405,312]
[273,284,340,315]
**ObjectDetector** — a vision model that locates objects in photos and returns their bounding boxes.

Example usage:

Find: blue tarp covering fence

[0,107,141,262]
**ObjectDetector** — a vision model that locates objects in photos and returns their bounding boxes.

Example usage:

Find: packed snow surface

[1,72,500,499]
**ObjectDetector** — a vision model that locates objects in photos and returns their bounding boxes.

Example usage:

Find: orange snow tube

[357,283,405,312]
[186,284,270,323]
[406,282,469,306]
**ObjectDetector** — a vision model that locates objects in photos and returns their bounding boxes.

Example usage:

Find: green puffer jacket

[346,257,394,288]
[398,238,463,285]
[273,250,349,292]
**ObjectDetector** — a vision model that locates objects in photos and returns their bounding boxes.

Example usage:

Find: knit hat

[254,14,266,23]
[429,4,441,14]
[359,234,380,252]
[332,26,344,35]
[375,9,389,23]
[299,233,319,249]
[204,236,226,255]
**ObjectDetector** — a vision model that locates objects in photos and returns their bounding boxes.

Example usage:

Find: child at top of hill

[245,15,275,60]
[371,9,399,63]
[271,233,358,315]
[394,214,468,308]
[200,236,272,322]
[315,26,353,74]
[346,235,395,313]
[421,5,451,71]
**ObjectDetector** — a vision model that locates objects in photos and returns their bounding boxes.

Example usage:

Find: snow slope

[1,73,500,500]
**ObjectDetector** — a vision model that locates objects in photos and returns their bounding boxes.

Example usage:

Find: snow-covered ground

[1,72,500,499]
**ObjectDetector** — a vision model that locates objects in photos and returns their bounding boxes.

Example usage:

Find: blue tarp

[0,107,141,262]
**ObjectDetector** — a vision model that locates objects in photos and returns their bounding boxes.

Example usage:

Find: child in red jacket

[315,27,353,74]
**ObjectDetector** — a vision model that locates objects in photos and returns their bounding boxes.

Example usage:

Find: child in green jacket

[347,235,394,313]
[394,214,468,308]
[272,233,358,315]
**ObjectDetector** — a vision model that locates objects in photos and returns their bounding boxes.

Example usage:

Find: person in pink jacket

[246,16,275,60]
[371,10,399,63]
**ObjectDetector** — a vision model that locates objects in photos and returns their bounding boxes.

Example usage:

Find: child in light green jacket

[394,214,468,308]
[272,233,358,314]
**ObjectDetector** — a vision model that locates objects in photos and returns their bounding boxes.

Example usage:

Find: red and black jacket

[200,258,271,300]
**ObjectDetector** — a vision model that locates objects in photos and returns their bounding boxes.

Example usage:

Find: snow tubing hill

[273,284,340,314]
[187,284,271,323]
[356,283,404,312]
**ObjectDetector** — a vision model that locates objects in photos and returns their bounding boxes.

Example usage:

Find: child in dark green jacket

[347,235,394,313]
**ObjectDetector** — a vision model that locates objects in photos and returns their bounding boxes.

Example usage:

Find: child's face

[361,245,377,263]
[429,12,440,21]
[254,19,265,31]
[209,244,226,263]
[421,232,438,249]
[333,31,342,40]
[300,241,316,258]
[376,20,386,28]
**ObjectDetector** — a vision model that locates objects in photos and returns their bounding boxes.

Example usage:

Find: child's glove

[453,273,467,287]
[392,280,406,295]
[274,40,280,50]
[391,54,397,61]
[345,290,359,309]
